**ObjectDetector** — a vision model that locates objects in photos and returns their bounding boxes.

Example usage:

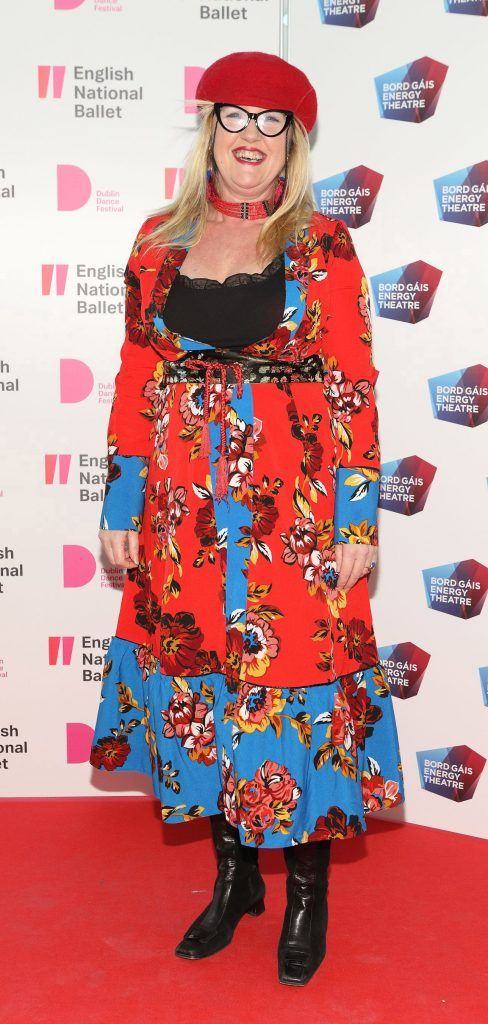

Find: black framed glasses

[214,103,293,137]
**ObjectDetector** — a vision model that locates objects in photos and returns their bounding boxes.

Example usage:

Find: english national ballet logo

[378,643,431,699]
[374,57,448,123]
[422,559,488,619]
[45,454,72,485]
[49,636,75,665]
[45,453,108,505]
[38,64,143,118]
[417,745,486,802]
[0,357,19,393]
[185,66,205,114]
[42,263,69,296]
[49,634,111,681]
[38,65,66,99]
[165,168,185,201]
[312,166,383,224]
[370,261,442,323]
[428,364,488,427]
[316,0,379,26]
[0,724,28,772]
[43,261,125,315]
[379,456,437,515]
[0,545,24,597]
[0,164,15,200]
[56,165,123,215]
[434,160,488,226]
[444,0,488,15]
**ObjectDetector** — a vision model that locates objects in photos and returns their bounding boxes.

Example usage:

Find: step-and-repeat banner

[1,0,486,840]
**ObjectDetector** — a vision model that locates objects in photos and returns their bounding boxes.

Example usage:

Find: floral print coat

[100,210,381,692]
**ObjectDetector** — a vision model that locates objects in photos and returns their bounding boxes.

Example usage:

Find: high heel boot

[277,838,332,986]
[174,812,265,959]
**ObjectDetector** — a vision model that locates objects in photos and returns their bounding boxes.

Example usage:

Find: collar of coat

[142,210,336,364]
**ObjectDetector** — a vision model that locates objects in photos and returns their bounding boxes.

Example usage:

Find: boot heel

[247,897,265,916]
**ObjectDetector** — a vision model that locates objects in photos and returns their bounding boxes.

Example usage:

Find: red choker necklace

[206,175,285,220]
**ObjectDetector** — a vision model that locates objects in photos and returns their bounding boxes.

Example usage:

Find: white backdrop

[1,0,487,841]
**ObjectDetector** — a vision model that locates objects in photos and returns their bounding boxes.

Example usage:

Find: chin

[236,175,265,190]
[231,170,270,193]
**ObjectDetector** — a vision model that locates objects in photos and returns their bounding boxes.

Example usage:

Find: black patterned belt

[162,349,324,386]
[162,350,324,504]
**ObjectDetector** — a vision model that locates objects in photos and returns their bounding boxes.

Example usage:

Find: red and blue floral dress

[89,210,405,847]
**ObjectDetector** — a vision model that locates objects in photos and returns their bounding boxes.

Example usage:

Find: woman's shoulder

[128,211,172,266]
[139,211,171,237]
[307,209,343,240]
[290,211,347,269]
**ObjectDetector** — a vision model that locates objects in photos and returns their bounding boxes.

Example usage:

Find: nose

[239,119,262,144]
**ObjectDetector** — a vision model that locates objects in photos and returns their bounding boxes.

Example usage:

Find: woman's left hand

[334,543,378,593]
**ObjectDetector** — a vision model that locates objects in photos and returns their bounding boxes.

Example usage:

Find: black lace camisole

[162,252,286,350]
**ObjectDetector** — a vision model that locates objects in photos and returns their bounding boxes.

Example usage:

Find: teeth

[235,150,264,162]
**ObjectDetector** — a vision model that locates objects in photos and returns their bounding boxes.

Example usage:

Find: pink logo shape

[67,723,94,764]
[38,65,66,99]
[60,358,94,403]
[63,545,97,587]
[49,636,75,665]
[42,264,69,296]
[164,167,185,200]
[185,66,205,114]
[57,164,91,211]
[55,0,85,9]
[45,454,72,484]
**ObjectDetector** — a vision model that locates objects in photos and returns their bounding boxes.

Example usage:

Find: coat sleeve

[322,218,380,546]
[99,219,158,531]
[99,454,148,531]
[106,222,160,457]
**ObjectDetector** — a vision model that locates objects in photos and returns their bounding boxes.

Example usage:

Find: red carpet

[0,797,485,1024]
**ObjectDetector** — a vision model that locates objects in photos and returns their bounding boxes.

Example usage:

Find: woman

[89,50,405,986]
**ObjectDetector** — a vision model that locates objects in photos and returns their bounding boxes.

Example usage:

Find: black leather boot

[277,838,332,985]
[174,812,265,959]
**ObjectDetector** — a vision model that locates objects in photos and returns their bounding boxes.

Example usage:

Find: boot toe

[278,951,323,986]
[172,937,226,958]
[174,939,200,959]
[279,960,309,985]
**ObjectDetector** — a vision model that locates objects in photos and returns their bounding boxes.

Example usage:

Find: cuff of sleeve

[99,454,149,531]
[333,467,379,545]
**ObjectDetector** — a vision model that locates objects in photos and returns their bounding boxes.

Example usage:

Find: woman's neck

[206,174,284,222]
[206,207,268,225]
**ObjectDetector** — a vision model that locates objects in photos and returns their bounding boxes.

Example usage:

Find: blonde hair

[142,101,316,264]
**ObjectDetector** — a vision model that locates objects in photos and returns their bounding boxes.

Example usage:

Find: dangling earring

[283,126,290,195]
[207,121,218,184]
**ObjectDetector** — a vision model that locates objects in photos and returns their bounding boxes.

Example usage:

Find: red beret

[195,50,317,134]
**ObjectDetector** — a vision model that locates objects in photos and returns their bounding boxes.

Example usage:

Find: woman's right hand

[98,528,139,570]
